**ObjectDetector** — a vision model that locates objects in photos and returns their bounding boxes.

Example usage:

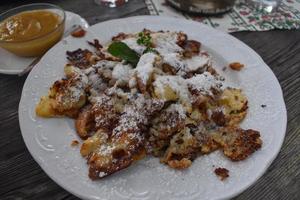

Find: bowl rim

[0,3,66,44]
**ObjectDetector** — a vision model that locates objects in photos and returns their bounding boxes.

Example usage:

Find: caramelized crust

[75,105,94,139]
[71,26,86,38]
[212,127,262,161]
[162,127,200,169]
[148,104,186,156]
[214,167,229,180]
[87,132,147,179]
[229,62,244,71]
[150,104,186,140]
[66,49,94,68]
[182,40,201,58]
[87,39,103,51]
[211,111,227,126]
[167,158,192,169]
[176,32,188,47]
[112,32,130,41]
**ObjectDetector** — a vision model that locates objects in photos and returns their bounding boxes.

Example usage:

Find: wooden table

[0,0,299,199]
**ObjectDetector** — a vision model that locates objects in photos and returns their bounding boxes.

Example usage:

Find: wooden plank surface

[0,0,299,199]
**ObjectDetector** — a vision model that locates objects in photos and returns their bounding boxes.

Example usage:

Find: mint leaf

[108,42,140,67]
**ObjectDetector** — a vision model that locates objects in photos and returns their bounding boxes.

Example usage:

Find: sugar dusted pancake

[36,29,262,180]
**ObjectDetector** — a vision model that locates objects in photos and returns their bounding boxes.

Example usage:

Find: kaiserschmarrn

[36,29,262,180]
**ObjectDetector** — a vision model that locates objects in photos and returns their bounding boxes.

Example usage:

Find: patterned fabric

[145,0,300,32]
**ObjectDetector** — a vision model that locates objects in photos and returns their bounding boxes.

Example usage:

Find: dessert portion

[36,29,262,180]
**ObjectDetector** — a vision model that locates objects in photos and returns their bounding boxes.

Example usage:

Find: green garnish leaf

[137,32,152,47]
[108,41,140,67]
[137,32,158,54]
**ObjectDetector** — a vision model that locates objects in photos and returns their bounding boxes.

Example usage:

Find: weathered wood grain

[0,0,299,199]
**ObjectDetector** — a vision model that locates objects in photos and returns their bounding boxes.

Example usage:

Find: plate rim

[18,15,287,200]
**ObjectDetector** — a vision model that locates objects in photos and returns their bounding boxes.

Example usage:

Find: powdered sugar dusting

[98,144,115,156]
[161,52,212,76]
[112,101,146,143]
[90,60,119,70]
[135,52,157,84]
[98,171,107,178]
[68,86,83,103]
[112,95,163,142]
[154,71,223,100]
[162,53,183,72]
[112,63,133,82]
[122,37,146,55]
[90,94,112,106]
[187,72,223,95]
[184,53,211,72]
[167,104,186,119]
[153,75,189,101]
[151,32,183,54]
[56,66,88,106]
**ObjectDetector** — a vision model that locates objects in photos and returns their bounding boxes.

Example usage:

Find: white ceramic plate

[0,11,89,75]
[19,16,287,200]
